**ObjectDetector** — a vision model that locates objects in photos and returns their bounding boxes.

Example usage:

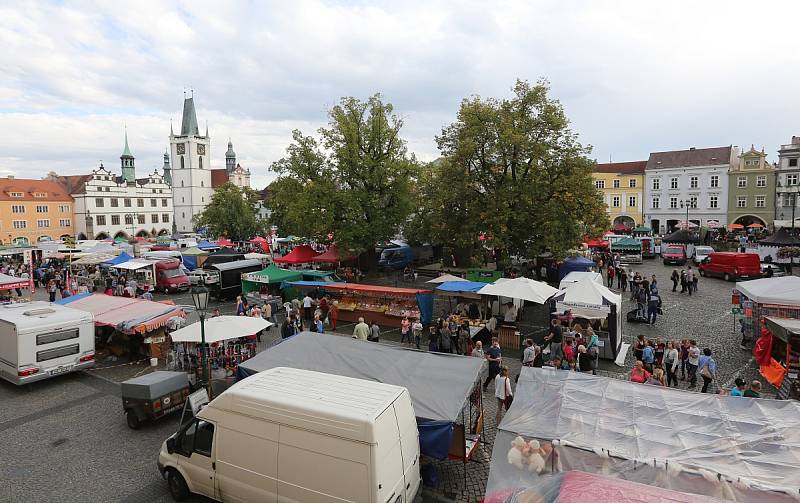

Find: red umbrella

[728,223,744,230]
[249,236,267,244]
[747,223,764,229]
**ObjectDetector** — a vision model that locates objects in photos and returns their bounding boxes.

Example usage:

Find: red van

[698,252,761,281]
[662,244,687,265]
[154,260,190,293]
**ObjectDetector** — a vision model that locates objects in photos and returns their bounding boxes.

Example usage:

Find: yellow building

[0,177,74,245]
[592,161,647,228]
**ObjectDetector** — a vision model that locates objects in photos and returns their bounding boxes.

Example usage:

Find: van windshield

[162,268,185,279]
[666,246,683,254]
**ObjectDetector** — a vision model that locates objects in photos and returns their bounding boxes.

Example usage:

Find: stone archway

[733,215,767,228]
[114,231,129,240]
[77,233,88,240]
[94,232,109,240]
[136,229,151,238]
[613,215,636,228]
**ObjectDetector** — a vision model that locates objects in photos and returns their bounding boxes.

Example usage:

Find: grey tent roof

[759,227,800,247]
[662,228,700,244]
[239,332,484,422]
[181,97,199,135]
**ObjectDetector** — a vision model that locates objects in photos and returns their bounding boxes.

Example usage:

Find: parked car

[760,263,786,277]
[187,269,217,286]
[662,244,687,265]
[692,246,715,264]
[698,252,761,281]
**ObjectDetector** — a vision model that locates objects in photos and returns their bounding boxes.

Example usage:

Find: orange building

[0,177,74,245]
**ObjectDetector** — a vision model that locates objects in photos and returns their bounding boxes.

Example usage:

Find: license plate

[49,365,72,376]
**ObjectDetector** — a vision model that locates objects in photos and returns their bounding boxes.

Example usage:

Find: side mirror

[166,437,176,454]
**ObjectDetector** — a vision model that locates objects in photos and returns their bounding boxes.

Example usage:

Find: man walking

[543,319,563,361]
[685,267,694,296]
[302,294,313,321]
[353,317,370,340]
[482,337,502,392]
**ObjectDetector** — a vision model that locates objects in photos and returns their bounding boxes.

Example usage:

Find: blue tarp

[558,256,596,280]
[182,255,198,271]
[196,240,219,250]
[102,252,132,266]
[415,292,433,326]
[417,420,455,460]
[435,281,486,293]
[54,291,92,305]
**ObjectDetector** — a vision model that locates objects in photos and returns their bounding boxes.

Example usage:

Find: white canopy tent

[427,273,468,284]
[169,316,272,343]
[112,259,158,271]
[736,276,800,305]
[558,271,603,290]
[773,218,800,229]
[478,277,558,304]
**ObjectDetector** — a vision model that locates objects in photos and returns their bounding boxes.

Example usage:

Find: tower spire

[170,118,174,136]
[120,126,135,183]
[122,125,132,157]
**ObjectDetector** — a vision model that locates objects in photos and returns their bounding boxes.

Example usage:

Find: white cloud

[1,0,799,189]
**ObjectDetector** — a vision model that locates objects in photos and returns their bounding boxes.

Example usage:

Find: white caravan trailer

[158,366,421,503]
[0,301,95,385]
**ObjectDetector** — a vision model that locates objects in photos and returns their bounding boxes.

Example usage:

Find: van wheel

[126,410,140,430]
[167,469,190,501]
[723,273,731,282]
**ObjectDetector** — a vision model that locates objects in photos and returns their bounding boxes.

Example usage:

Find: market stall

[478,277,558,349]
[550,278,623,360]
[764,316,800,397]
[435,280,486,299]
[322,283,433,326]
[202,247,245,267]
[179,246,208,270]
[610,237,643,264]
[103,251,133,266]
[311,244,355,264]
[273,244,320,265]
[557,257,596,280]
[735,276,800,340]
[241,264,302,295]
[0,273,31,300]
[238,332,485,466]
[758,228,800,265]
[486,367,800,503]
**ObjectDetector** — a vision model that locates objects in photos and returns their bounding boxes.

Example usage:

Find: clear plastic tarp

[486,367,800,502]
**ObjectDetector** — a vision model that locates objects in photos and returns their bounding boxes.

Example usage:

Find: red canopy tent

[249,236,267,244]
[312,244,355,263]
[273,244,320,264]
[249,236,269,253]
[612,224,631,233]
[585,239,609,249]
[216,238,234,247]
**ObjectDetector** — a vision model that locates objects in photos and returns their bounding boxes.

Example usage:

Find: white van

[0,301,95,385]
[158,367,421,503]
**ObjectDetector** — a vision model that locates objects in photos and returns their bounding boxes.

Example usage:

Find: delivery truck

[0,301,95,385]
[158,367,421,503]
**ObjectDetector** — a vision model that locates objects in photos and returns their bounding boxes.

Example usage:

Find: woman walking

[664,341,679,387]
[494,366,513,424]
[671,269,680,292]
[586,327,599,375]
[400,316,411,345]
[698,348,717,393]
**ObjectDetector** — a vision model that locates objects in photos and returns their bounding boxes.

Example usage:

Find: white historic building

[170,95,214,232]
[53,131,174,240]
[644,146,738,234]
[776,136,800,225]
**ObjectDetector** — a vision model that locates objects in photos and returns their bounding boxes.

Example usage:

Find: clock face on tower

[176,143,185,155]
[197,144,206,155]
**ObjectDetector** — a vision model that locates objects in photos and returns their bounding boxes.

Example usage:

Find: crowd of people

[629,336,724,393]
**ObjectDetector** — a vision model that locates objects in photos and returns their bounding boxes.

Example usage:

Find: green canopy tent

[631,226,652,237]
[241,264,302,294]
[181,246,209,256]
[610,237,643,264]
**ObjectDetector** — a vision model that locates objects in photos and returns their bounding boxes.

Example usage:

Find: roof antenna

[190,86,194,98]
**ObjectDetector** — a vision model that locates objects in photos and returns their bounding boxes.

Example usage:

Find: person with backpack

[642,341,655,373]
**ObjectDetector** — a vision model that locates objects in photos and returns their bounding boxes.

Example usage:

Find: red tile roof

[51,174,94,194]
[594,161,647,175]
[211,169,229,188]
[0,178,74,201]
[646,146,733,170]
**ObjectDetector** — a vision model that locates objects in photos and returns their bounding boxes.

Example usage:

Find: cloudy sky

[2,1,799,189]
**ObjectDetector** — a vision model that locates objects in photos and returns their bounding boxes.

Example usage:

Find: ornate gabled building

[727,145,776,228]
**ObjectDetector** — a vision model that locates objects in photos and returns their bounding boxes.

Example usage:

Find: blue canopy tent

[558,256,596,280]
[196,240,219,251]
[435,281,487,293]
[237,333,484,462]
[102,251,133,266]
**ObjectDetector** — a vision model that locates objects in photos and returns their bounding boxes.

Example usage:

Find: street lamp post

[191,285,210,390]
[679,199,695,230]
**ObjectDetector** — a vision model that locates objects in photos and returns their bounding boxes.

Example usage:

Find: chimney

[689,147,696,150]
[792,136,800,145]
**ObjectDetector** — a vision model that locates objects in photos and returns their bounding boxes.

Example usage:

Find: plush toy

[525,439,547,474]
[507,436,527,469]
[507,436,549,474]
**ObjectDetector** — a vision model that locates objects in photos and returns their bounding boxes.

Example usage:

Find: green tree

[268,94,417,261]
[194,183,266,240]
[419,79,608,264]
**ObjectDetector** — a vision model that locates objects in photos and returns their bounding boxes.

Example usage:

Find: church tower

[120,128,135,183]
[169,92,213,233]
[225,139,236,174]
[162,149,171,185]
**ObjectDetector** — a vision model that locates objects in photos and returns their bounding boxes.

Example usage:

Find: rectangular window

[689,196,698,208]
[670,177,679,189]
[59,219,71,227]
[709,195,718,208]
[788,174,799,186]
[11,205,24,213]
[629,179,636,188]
[710,175,719,188]
[690,176,698,188]
[162,213,170,223]
[33,192,46,198]
[125,214,133,225]
[36,205,48,213]
[737,176,747,188]
[12,220,26,229]
[756,175,766,187]
[652,178,660,190]
[37,328,79,346]
[161,198,168,207]
[137,198,144,207]
[137,215,146,224]
[59,205,70,212]
[150,198,157,207]
[628,195,636,207]
[595,180,605,189]
[612,179,620,188]
[96,215,106,225]
[95,198,104,207]
[9,192,23,198]
[790,159,798,167]
[37,343,79,363]
[124,198,131,207]
[737,196,747,208]
[669,197,678,209]
[111,215,120,225]
[612,196,620,208]
[151,214,159,223]
[37,219,50,228]
[652,196,660,209]
[110,198,119,207]
[755,196,766,208]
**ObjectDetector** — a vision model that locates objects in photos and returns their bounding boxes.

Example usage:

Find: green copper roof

[181,97,199,135]
[121,129,133,157]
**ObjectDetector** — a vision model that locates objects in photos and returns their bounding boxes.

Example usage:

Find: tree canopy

[410,79,608,262]
[194,183,266,240]
[267,94,417,254]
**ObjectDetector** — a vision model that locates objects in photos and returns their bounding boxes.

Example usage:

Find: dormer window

[33,192,47,198]
[9,192,23,198]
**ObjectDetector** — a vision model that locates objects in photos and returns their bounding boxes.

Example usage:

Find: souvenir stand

[322,283,433,327]
[485,367,800,503]
[238,333,485,491]
[169,315,271,386]
[610,237,643,264]
[477,277,558,349]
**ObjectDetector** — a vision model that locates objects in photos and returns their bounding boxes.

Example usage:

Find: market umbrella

[747,223,765,229]
[677,220,698,229]
[728,223,744,230]
[477,277,558,304]
[705,220,722,229]
[169,316,272,343]
[249,236,267,244]
[426,273,468,284]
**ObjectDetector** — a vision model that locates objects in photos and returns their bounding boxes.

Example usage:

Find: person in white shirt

[302,294,313,321]
[494,366,513,424]
[503,302,517,325]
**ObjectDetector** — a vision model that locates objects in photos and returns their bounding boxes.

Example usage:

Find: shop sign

[242,272,270,283]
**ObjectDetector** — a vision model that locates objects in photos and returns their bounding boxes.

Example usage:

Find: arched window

[180,156,184,169]
[181,197,185,203]
[181,180,184,187]
[199,157,203,169]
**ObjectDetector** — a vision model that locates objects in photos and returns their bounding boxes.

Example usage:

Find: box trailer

[0,301,95,385]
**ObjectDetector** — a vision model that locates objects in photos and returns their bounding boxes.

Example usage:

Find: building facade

[170,95,213,233]
[776,136,800,225]
[54,133,173,240]
[592,161,646,227]
[644,146,738,234]
[0,178,74,245]
[727,146,776,228]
